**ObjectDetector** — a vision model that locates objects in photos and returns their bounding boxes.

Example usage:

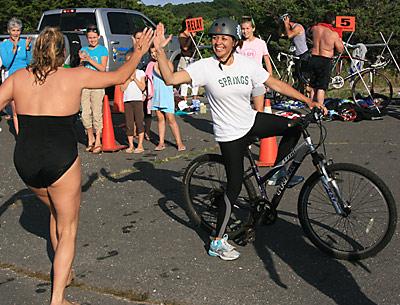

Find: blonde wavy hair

[29,27,65,84]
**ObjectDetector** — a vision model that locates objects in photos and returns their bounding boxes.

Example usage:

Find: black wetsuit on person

[14,114,78,188]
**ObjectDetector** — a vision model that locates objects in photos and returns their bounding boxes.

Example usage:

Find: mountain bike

[182,109,397,260]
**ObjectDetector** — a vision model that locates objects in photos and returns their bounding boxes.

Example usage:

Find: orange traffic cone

[102,95,127,152]
[257,98,278,167]
[113,85,125,113]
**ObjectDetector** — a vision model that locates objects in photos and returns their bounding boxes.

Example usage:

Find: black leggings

[215,112,301,237]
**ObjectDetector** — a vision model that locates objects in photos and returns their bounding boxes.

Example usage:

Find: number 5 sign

[336,16,356,32]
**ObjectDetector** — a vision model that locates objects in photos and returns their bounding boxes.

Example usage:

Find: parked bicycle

[330,54,393,111]
[182,109,397,260]
[273,51,310,103]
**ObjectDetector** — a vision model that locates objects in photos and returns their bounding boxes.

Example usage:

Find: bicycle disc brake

[331,76,344,89]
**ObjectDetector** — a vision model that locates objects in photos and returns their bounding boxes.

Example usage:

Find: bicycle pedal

[246,228,256,243]
[233,227,256,245]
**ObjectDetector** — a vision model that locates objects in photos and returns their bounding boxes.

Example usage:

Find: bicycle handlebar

[294,108,324,129]
[277,52,300,61]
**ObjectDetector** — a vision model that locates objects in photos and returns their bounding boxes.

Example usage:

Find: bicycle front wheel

[182,154,258,239]
[298,163,397,260]
[352,70,393,110]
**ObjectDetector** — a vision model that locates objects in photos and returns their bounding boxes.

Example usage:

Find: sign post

[185,17,204,59]
[336,16,381,112]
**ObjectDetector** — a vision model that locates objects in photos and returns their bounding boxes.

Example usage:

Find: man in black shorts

[309,12,344,104]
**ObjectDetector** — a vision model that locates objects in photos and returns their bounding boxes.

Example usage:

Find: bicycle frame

[244,128,348,216]
[332,65,376,86]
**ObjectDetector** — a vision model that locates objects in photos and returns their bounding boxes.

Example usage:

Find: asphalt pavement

[0,104,399,305]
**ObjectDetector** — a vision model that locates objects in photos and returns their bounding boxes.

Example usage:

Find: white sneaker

[208,235,240,261]
[221,234,236,252]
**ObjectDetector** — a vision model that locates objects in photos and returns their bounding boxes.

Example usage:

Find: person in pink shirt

[237,16,272,75]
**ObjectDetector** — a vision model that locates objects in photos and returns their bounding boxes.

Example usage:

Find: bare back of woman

[0,26,153,305]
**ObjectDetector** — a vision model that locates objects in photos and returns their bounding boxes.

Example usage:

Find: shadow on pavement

[0,173,100,262]
[100,161,210,245]
[182,115,213,134]
[253,210,377,305]
[0,189,53,261]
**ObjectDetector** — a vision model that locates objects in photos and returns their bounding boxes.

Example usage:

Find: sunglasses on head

[86,27,98,34]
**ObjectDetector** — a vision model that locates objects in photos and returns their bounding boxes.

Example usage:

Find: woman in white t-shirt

[120,51,146,153]
[153,19,326,261]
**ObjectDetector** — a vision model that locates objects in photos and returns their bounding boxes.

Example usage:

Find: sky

[141,0,213,5]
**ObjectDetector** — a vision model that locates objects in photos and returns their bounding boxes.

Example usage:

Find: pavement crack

[0,262,188,305]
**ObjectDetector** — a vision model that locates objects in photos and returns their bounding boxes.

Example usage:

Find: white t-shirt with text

[123,69,146,102]
[186,54,269,142]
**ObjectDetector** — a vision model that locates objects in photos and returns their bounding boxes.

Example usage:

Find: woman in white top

[152,19,326,261]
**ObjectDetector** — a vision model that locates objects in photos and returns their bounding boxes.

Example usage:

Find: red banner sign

[185,17,204,33]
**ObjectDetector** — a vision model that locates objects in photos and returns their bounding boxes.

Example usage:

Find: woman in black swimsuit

[0,27,153,305]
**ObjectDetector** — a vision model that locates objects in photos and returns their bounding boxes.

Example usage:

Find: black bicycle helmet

[208,17,242,40]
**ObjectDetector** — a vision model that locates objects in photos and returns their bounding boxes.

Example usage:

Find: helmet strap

[217,41,237,70]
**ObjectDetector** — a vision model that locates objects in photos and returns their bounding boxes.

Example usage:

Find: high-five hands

[153,23,172,51]
[134,27,154,55]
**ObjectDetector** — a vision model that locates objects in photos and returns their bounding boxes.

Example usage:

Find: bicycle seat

[371,60,389,69]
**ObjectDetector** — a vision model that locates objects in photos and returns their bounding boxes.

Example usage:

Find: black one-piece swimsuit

[14,114,78,188]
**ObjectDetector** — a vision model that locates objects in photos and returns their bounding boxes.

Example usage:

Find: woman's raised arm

[154,23,192,86]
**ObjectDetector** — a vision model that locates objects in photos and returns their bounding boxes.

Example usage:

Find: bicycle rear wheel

[352,70,393,110]
[182,154,258,239]
[298,163,397,260]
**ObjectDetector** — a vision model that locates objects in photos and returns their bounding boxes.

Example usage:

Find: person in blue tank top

[0,17,32,133]
[79,25,109,154]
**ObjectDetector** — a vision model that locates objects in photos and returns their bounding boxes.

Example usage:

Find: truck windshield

[39,12,97,31]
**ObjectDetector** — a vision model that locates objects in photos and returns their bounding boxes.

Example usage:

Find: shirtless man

[308,12,344,104]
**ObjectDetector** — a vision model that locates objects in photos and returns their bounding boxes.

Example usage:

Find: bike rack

[342,33,377,111]
[378,32,400,74]
[338,31,399,113]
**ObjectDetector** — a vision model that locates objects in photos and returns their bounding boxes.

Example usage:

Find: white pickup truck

[1,8,181,71]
